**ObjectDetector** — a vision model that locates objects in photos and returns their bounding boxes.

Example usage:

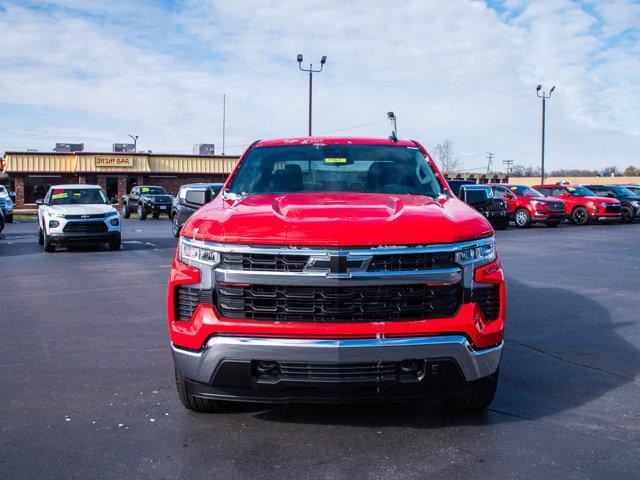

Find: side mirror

[35,199,44,206]
[9,191,16,200]
[503,192,515,199]
[111,197,119,204]
[459,186,491,206]
[181,188,212,208]
[604,192,614,198]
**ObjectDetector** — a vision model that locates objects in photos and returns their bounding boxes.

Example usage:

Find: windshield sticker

[141,187,150,192]
[73,192,82,197]
[52,193,68,199]
[567,187,576,192]
[324,157,348,164]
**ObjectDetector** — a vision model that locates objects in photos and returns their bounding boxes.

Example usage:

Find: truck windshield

[227,144,443,197]
[140,187,167,195]
[50,188,108,205]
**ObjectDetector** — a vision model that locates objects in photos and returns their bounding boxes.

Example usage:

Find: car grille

[220,251,456,273]
[604,205,621,214]
[472,286,500,321]
[275,362,398,382]
[64,213,108,219]
[545,202,565,212]
[0,198,6,208]
[486,200,506,211]
[174,287,214,321]
[214,283,462,323]
[63,221,108,233]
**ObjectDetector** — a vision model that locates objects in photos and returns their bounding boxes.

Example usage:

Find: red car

[168,137,505,412]
[533,184,622,225]
[491,184,566,228]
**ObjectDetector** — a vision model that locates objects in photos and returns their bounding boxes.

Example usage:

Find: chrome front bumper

[172,335,502,385]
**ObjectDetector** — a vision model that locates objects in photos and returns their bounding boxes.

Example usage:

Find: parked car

[623,185,640,196]
[457,184,511,230]
[0,208,4,234]
[0,185,14,223]
[171,183,223,237]
[585,185,640,223]
[532,184,621,225]
[122,186,173,220]
[168,137,505,412]
[491,184,565,228]
[36,184,121,252]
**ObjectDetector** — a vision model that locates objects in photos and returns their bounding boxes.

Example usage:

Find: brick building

[1,151,239,209]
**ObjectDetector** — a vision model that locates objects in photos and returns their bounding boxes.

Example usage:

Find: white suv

[36,184,121,252]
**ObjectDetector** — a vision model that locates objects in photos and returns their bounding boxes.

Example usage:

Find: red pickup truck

[533,184,622,225]
[167,137,505,412]
[491,184,566,228]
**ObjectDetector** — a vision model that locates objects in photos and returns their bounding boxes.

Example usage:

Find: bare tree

[623,165,640,176]
[510,164,541,177]
[433,140,463,173]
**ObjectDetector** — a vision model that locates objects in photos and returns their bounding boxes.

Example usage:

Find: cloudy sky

[0,0,638,171]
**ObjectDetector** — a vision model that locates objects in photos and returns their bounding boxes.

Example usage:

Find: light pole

[297,54,327,136]
[128,134,139,152]
[536,84,555,185]
[387,112,397,138]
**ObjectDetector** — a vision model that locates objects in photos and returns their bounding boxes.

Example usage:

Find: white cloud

[0,0,638,170]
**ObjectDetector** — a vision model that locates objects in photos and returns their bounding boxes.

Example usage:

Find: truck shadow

[223,278,638,428]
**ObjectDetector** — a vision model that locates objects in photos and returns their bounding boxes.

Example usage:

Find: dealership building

[0,151,239,209]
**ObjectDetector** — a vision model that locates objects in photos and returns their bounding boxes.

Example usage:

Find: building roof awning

[1,152,239,174]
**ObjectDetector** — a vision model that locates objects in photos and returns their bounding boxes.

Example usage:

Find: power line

[486,152,495,174]
[316,119,388,135]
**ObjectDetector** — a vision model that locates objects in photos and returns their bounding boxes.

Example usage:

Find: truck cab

[167,137,505,412]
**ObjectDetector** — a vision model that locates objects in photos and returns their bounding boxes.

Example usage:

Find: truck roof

[254,137,418,148]
[49,184,103,189]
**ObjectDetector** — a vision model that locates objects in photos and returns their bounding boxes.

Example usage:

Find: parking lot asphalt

[1,218,639,479]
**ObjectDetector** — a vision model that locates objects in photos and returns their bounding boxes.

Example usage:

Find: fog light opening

[255,361,280,375]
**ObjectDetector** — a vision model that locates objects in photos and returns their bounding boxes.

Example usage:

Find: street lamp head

[320,55,327,65]
[387,111,395,119]
[536,85,542,91]
[550,86,556,93]
[297,54,303,63]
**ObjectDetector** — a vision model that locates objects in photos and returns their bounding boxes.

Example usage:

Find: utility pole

[128,134,138,152]
[502,159,514,175]
[222,94,226,156]
[297,54,327,136]
[536,84,556,185]
[486,152,495,175]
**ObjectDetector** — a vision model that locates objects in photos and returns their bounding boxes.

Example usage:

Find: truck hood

[183,193,493,246]
[47,204,117,215]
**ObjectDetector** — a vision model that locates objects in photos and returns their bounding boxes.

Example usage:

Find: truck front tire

[137,204,147,220]
[175,370,224,413]
[122,204,131,219]
[109,235,121,251]
[439,369,499,412]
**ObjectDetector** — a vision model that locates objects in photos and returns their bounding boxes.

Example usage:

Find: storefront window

[24,176,75,204]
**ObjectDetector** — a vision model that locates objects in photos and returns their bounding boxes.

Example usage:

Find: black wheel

[571,206,589,225]
[621,206,634,224]
[109,235,121,251]
[439,369,499,412]
[513,208,531,228]
[38,227,44,245]
[122,203,131,219]
[175,370,224,413]
[5,214,13,223]
[490,218,509,230]
[152,212,160,219]
[137,204,147,220]
[43,230,55,253]
[545,220,562,227]
[171,214,180,238]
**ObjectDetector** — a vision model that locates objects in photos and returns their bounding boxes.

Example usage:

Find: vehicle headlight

[631,201,640,208]
[179,238,221,266]
[104,211,118,217]
[50,212,66,219]
[455,240,496,263]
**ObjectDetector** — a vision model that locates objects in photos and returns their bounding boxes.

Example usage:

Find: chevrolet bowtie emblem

[305,254,372,275]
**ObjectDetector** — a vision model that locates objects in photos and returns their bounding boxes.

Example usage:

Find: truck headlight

[455,240,496,263]
[50,212,66,219]
[179,238,221,266]
[104,211,118,218]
